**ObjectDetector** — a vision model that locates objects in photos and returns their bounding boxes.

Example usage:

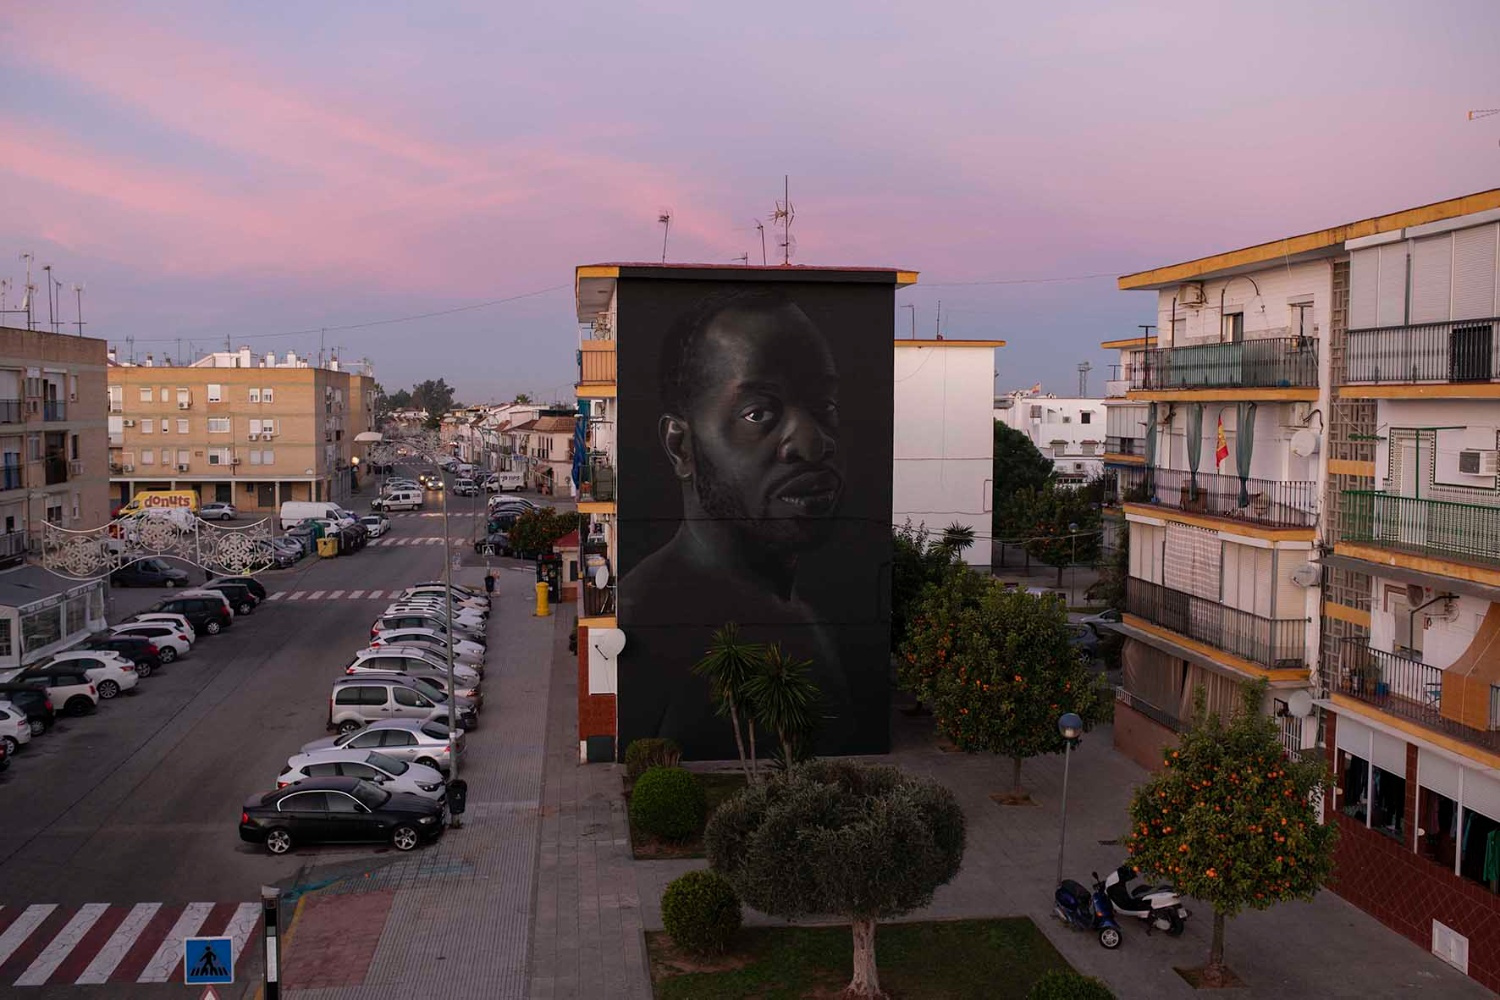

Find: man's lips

[772,470,843,512]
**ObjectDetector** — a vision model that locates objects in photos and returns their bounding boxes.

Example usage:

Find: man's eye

[742,406,776,425]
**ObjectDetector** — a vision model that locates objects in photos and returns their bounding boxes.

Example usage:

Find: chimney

[239,346,252,368]
[144,353,154,367]
[264,352,274,368]
[286,351,298,367]
[107,348,117,363]
[329,354,340,372]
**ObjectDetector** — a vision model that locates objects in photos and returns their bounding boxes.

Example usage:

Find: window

[262,419,276,435]
[1222,312,1244,343]
[207,384,222,402]
[1081,411,1093,424]
[0,619,12,658]
[262,388,274,403]
[341,763,378,780]
[335,687,368,705]
[70,434,78,460]
[159,388,169,403]
[108,386,123,412]
[177,450,189,467]
[138,387,153,403]
[326,792,362,813]
[261,449,274,464]
[1291,302,1314,340]
[176,388,190,404]
[27,434,39,460]
[249,389,260,403]
[278,792,328,813]
[207,449,232,466]
[176,418,189,434]
[394,687,429,708]
[140,419,153,434]
[250,419,263,435]
[305,762,339,777]
[207,418,230,433]
[140,450,155,465]
[348,730,384,749]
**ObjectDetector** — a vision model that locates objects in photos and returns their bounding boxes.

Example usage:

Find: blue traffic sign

[184,936,234,985]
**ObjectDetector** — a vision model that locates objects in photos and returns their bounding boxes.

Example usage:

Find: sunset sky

[2,0,1498,401]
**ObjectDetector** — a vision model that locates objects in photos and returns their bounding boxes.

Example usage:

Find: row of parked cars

[0,573,270,770]
[238,578,495,856]
[473,494,546,557]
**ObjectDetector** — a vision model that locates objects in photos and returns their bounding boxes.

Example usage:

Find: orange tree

[899,568,1110,800]
[1125,682,1335,987]
[508,508,581,558]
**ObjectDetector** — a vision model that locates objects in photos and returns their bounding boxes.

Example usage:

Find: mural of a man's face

[662,301,844,554]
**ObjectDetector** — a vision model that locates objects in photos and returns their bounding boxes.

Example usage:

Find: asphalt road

[0,473,547,997]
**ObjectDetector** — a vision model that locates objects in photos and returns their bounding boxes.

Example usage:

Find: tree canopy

[890,521,962,652]
[992,421,1053,533]
[1006,483,1102,587]
[507,507,581,556]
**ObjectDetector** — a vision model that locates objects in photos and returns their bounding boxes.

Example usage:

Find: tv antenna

[1077,361,1093,396]
[72,283,85,336]
[755,221,767,265]
[770,176,795,265]
[1468,109,1500,120]
[658,209,672,263]
[19,253,35,330]
[732,253,749,266]
[42,264,55,333]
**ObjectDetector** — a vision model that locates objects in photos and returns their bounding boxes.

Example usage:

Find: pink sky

[1,0,1497,399]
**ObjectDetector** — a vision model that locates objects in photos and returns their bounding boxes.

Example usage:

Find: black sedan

[110,558,191,588]
[239,776,444,855]
[0,683,56,736]
[209,575,269,602]
[77,633,162,676]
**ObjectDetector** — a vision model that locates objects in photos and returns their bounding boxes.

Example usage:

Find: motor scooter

[1103,864,1190,936]
[1053,871,1122,949]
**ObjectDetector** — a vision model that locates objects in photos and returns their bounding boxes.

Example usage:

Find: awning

[1323,551,1500,604]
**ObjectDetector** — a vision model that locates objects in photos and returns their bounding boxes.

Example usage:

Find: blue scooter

[1053,871,1123,949]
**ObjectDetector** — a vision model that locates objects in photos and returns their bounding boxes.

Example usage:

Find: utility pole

[756,221,766,266]
[72,284,85,336]
[42,264,54,332]
[935,301,942,337]
[658,212,671,264]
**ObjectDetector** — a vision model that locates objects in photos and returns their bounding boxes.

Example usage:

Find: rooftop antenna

[126,334,136,363]
[52,273,64,334]
[733,253,749,266]
[72,283,85,336]
[42,264,55,333]
[658,209,672,263]
[770,175,795,265]
[19,253,34,331]
[1077,361,1093,396]
[935,300,942,336]
[755,221,767,265]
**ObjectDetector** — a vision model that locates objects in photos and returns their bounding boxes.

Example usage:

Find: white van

[456,463,476,477]
[280,501,357,530]
[373,490,423,512]
[492,471,524,492]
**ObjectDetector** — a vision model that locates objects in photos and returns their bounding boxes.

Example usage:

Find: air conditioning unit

[69,393,77,402]
[247,433,259,441]
[122,464,135,473]
[68,460,83,475]
[1178,282,1207,307]
[1406,583,1428,606]
[1458,449,1499,476]
[177,464,189,472]
[231,457,242,465]
[178,401,191,410]
[123,419,136,427]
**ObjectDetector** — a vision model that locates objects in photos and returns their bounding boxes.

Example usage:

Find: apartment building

[1115,187,1500,991]
[1099,334,1155,555]
[509,412,577,495]
[994,391,1106,485]
[108,348,376,514]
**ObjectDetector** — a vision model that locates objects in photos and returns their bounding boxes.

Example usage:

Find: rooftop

[576,262,919,322]
[0,565,99,609]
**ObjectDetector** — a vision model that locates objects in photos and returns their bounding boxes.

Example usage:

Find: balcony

[1104,435,1144,457]
[1118,465,1317,528]
[0,400,23,424]
[0,530,23,568]
[1126,577,1307,670]
[43,456,67,486]
[0,464,21,491]
[1131,337,1318,391]
[579,340,617,385]
[1346,319,1500,385]
[1326,642,1500,754]
[582,578,616,618]
[1341,491,1500,569]
[579,457,615,502]
[43,401,66,421]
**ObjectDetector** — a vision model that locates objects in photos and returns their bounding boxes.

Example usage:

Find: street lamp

[1055,711,1084,884]
[1067,521,1079,604]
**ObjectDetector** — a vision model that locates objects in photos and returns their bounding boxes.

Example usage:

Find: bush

[1027,969,1115,1000]
[624,738,682,782]
[630,766,706,841]
[660,870,742,954]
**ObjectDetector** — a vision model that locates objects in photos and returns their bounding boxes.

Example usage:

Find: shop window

[1418,786,1458,870]
[1340,749,1405,841]
[1461,809,1500,893]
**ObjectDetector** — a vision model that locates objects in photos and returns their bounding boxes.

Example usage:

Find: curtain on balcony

[571,401,588,492]
[1143,403,1158,497]
[1235,402,1257,507]
[1186,403,1203,500]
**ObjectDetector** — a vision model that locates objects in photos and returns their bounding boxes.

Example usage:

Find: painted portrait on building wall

[615,269,895,760]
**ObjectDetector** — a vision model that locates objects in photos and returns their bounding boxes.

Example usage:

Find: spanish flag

[1215,415,1229,470]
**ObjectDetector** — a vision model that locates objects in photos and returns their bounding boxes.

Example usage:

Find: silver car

[279,749,446,800]
[301,719,463,775]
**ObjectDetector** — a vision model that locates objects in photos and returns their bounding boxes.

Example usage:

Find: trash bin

[447,779,468,816]
[316,536,339,558]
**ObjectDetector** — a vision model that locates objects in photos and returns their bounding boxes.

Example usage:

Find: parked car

[350,670,482,712]
[20,651,138,700]
[371,612,484,645]
[1078,608,1120,629]
[399,586,489,612]
[199,502,238,521]
[143,595,233,635]
[327,674,477,734]
[75,633,163,677]
[0,685,55,736]
[301,719,464,775]
[1066,623,1100,662]
[359,514,391,538]
[108,621,191,662]
[278,749,446,799]
[123,611,196,640]
[371,628,486,665]
[410,580,485,601]
[371,490,422,512]
[197,581,260,616]
[269,538,304,566]
[209,575,269,601]
[110,558,191,588]
[0,701,33,755]
[239,776,445,855]
[345,645,482,685]
[179,587,243,619]
[474,531,511,556]
[4,669,96,715]
[451,479,479,496]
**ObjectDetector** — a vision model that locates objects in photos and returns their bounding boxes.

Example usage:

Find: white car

[108,621,192,662]
[386,603,486,631]
[359,514,391,538]
[371,628,486,665]
[399,587,488,613]
[15,651,138,701]
[278,749,447,800]
[125,612,197,641]
[346,646,482,687]
[0,701,31,756]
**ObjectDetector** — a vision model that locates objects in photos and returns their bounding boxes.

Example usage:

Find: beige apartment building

[108,348,376,514]
[0,325,110,563]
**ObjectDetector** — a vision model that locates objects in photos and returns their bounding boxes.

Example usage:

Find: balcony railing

[1341,491,1500,568]
[582,579,616,617]
[1325,642,1500,754]
[1104,435,1144,457]
[1131,337,1318,390]
[1346,319,1500,385]
[43,401,66,421]
[1118,465,1318,528]
[580,457,615,502]
[1126,577,1307,670]
[0,400,22,424]
[0,464,22,491]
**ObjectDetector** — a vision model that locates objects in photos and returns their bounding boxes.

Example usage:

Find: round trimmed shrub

[660,870,742,954]
[630,766,706,841]
[1027,969,1116,1000]
[624,738,682,782]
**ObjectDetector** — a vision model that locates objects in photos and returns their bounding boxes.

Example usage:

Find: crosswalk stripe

[289,591,306,601]
[15,903,109,986]
[137,902,213,982]
[308,591,326,600]
[368,589,383,599]
[222,903,261,970]
[0,905,56,969]
[75,903,159,984]
[268,592,285,601]
[348,590,364,598]
[327,590,344,599]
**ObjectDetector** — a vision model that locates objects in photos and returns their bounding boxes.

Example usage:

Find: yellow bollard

[535,581,551,617]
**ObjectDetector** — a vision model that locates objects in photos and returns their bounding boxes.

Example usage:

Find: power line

[919,271,1119,288]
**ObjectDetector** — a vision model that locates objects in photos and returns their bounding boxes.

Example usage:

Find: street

[0,480,539,997]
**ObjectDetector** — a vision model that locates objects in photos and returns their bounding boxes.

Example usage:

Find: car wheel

[391,824,421,851]
[158,646,177,663]
[65,696,94,716]
[97,680,120,699]
[204,620,222,635]
[265,827,293,855]
[238,601,253,615]
[415,756,439,770]
[165,579,177,588]
[337,720,362,735]
[28,719,45,737]
[1,735,16,756]
[134,662,153,679]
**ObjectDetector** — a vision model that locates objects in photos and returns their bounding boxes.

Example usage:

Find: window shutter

[1451,223,1498,321]
[1409,234,1452,323]
[1377,243,1409,327]
[1350,248,1379,328]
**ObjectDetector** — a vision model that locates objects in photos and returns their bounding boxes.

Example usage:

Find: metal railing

[1104,435,1144,456]
[1131,336,1319,390]
[43,401,65,421]
[1117,465,1318,527]
[1325,642,1500,753]
[1346,319,1500,384]
[1126,577,1307,669]
[582,579,615,617]
[1341,491,1500,568]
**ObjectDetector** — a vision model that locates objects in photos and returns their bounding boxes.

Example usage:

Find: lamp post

[1067,521,1079,604]
[439,455,461,821]
[1055,712,1084,885]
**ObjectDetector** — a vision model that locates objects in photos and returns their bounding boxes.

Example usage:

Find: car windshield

[351,781,391,810]
[366,751,409,775]
[420,722,449,741]
[334,730,361,747]
[409,678,447,702]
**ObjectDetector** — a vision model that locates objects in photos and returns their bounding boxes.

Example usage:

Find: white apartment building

[993,392,1105,485]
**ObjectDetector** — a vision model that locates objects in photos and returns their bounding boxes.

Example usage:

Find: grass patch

[648,917,1075,999]
[629,771,747,860]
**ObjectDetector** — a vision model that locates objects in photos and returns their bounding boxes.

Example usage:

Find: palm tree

[692,624,765,781]
[744,644,820,769]
[940,522,976,552]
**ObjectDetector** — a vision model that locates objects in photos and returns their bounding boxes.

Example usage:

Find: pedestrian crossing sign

[184,936,233,985]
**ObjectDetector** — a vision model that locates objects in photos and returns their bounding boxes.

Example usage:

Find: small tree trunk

[1055,563,1064,588]
[726,700,752,782]
[1202,906,1227,987]
[1011,756,1024,797]
[846,916,882,998]
[747,718,758,783]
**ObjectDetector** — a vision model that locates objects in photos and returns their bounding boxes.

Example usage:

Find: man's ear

[659,413,693,479]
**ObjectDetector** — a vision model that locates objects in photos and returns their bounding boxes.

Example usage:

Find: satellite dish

[591,628,626,658]
[1290,563,1321,588]
[593,565,610,590]
[1287,690,1314,718]
[1290,429,1320,458]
